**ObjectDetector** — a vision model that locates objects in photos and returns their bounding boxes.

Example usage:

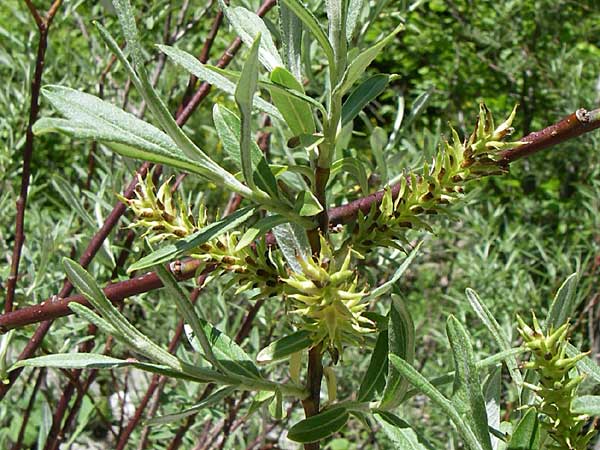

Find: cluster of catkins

[123,105,521,358]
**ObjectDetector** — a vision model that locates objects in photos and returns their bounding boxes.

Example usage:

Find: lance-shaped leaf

[279,2,303,79]
[366,242,422,301]
[374,412,433,450]
[388,354,485,450]
[256,330,313,364]
[567,343,600,385]
[63,258,181,369]
[184,321,262,380]
[213,105,279,200]
[358,329,388,402]
[33,87,247,196]
[10,353,215,383]
[507,408,540,450]
[546,273,579,331]
[269,67,315,136]
[465,288,522,386]
[572,395,600,415]
[272,222,311,273]
[128,207,255,272]
[235,34,262,192]
[218,2,283,72]
[341,74,390,126]
[158,45,282,120]
[279,0,335,69]
[287,406,349,443]
[147,386,237,425]
[100,4,251,198]
[447,316,493,450]
[380,295,415,409]
[337,24,404,95]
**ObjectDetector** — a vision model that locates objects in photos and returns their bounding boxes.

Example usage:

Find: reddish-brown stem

[5,0,62,314]
[301,344,324,450]
[0,259,205,331]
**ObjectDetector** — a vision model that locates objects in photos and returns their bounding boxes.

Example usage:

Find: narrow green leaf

[158,45,282,120]
[256,330,313,364]
[358,330,388,402]
[219,3,283,72]
[547,273,579,331]
[294,190,323,216]
[388,354,485,450]
[447,316,493,450]
[287,406,349,443]
[155,263,223,372]
[337,24,404,94]
[269,67,315,136]
[366,242,422,301]
[212,105,280,200]
[341,74,390,126]
[380,295,415,409]
[68,303,120,338]
[346,0,364,43]
[235,34,262,191]
[330,157,369,195]
[235,215,288,251]
[404,87,433,128]
[128,207,255,272]
[374,412,432,450]
[279,2,303,79]
[279,0,335,70]
[465,288,522,386]
[102,5,249,196]
[572,395,600,415]
[10,353,215,383]
[272,222,311,273]
[146,386,237,425]
[484,368,501,450]
[35,88,215,177]
[63,258,182,369]
[184,322,262,380]
[507,408,539,450]
[11,353,135,370]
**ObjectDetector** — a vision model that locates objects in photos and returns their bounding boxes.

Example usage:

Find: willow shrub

[11,0,600,448]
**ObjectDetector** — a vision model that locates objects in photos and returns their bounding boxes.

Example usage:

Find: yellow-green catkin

[121,174,285,297]
[351,104,522,254]
[517,314,596,449]
[280,236,372,358]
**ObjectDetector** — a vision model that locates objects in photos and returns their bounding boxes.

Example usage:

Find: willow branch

[329,107,600,225]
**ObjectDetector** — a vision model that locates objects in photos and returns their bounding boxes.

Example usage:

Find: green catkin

[517,314,596,449]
